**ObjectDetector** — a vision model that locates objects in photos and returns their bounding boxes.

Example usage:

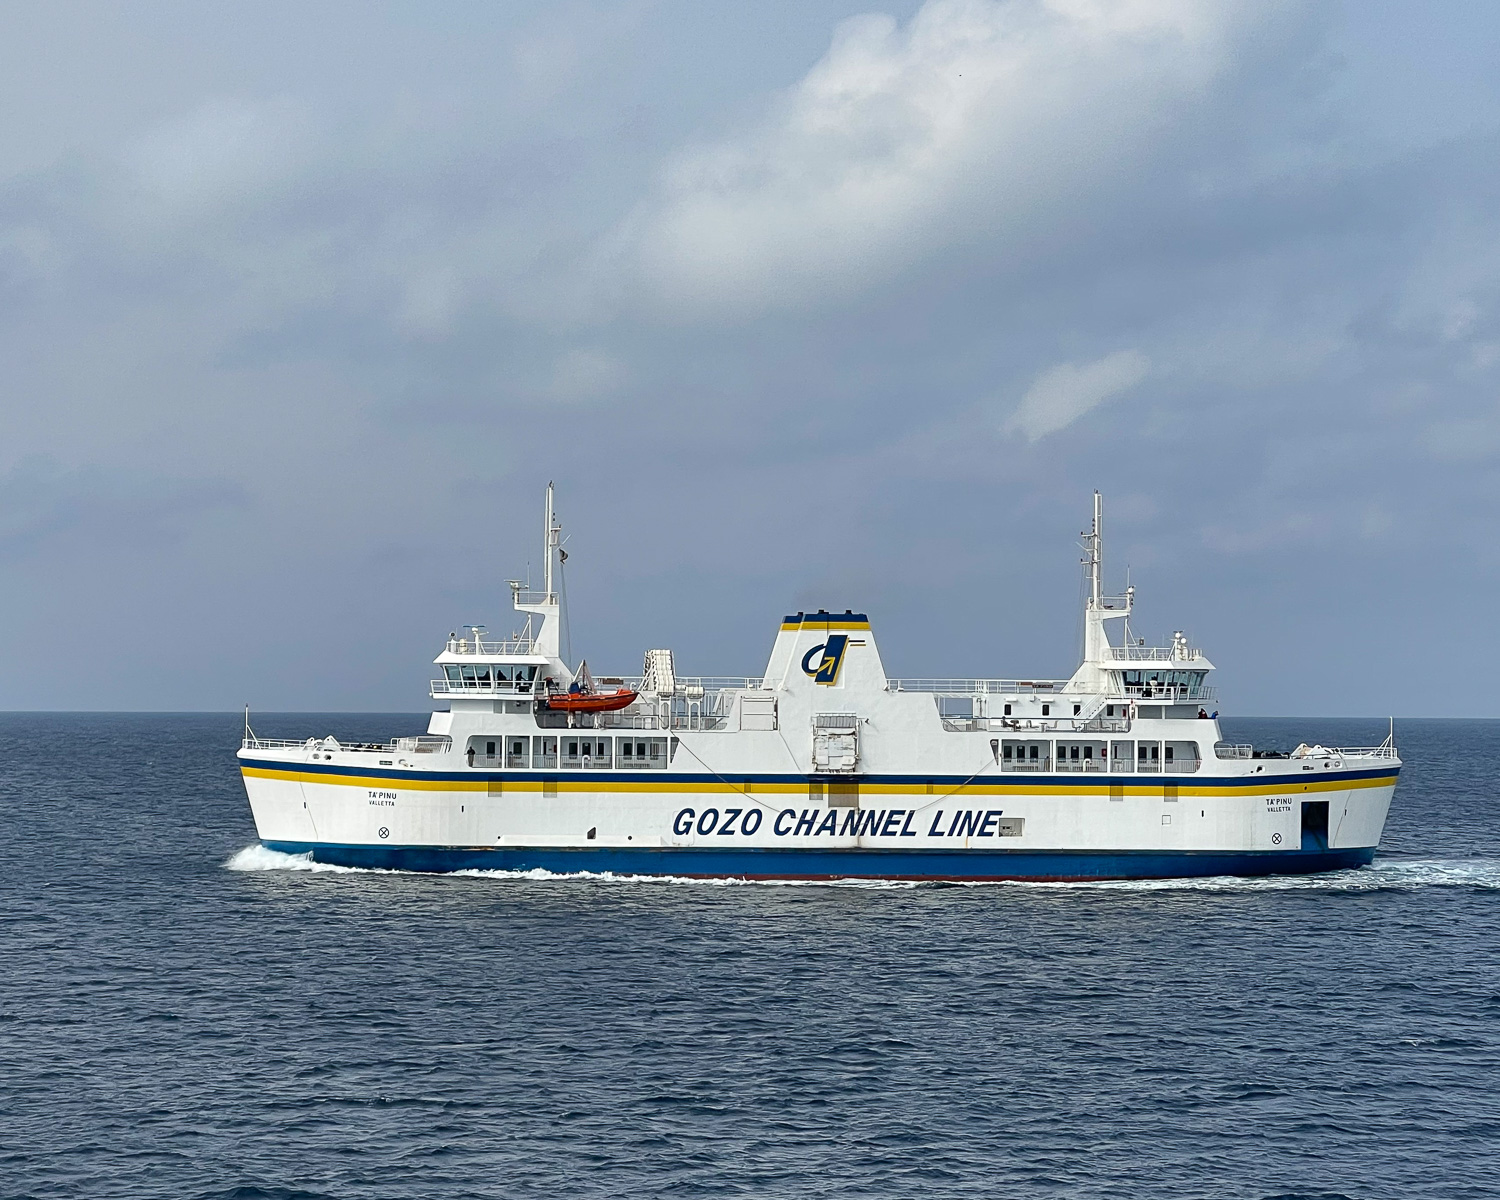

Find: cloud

[546,346,627,402]
[620,0,1297,315]
[1425,413,1500,462]
[0,459,247,563]
[5,2,1500,713]
[121,96,321,222]
[1004,349,1149,441]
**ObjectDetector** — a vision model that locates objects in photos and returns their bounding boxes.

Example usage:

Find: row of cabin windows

[994,703,1104,716]
[467,735,673,769]
[993,702,1195,717]
[444,664,540,688]
[1000,739,1202,773]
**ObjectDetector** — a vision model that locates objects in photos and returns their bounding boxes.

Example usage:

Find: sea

[1,712,1497,1200]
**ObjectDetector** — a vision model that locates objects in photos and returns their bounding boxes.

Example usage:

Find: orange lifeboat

[543,661,639,713]
[543,687,639,713]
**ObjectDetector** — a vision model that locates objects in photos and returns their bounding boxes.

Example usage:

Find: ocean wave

[991,857,1500,893]
[222,846,1500,892]
[223,844,388,874]
[449,866,924,888]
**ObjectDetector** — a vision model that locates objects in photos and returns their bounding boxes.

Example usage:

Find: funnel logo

[801,634,849,686]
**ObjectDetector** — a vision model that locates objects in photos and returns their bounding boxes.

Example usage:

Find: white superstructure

[239,487,1399,880]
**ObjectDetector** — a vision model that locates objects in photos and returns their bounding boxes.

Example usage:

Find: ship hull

[241,754,1396,882]
[261,839,1376,880]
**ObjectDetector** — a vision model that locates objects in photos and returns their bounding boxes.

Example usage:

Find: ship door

[812,715,860,773]
[1300,800,1329,851]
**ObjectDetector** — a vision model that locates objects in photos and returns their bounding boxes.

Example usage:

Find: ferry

[238,486,1400,880]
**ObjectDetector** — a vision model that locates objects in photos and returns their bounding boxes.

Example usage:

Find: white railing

[241,735,451,754]
[1107,646,1206,662]
[1212,742,1398,762]
[528,682,752,733]
[394,736,452,753]
[610,676,764,693]
[601,713,732,731]
[1123,684,1217,702]
[242,736,363,751]
[890,678,1068,694]
[432,680,537,695]
[891,678,1214,704]
[941,716,1131,734]
[1326,744,1401,760]
[444,637,538,655]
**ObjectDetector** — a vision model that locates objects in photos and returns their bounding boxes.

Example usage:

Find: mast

[1088,490,1102,610]
[512,481,569,676]
[1077,490,1127,675]
[543,481,558,602]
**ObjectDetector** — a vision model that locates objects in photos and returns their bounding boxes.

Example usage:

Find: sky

[3,0,1500,716]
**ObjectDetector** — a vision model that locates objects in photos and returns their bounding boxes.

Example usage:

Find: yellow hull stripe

[242,765,1396,799]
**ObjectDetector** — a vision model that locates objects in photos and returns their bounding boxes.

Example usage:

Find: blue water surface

[1,713,1497,1200]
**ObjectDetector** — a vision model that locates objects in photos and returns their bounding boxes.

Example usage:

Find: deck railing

[892,678,1215,705]
[1122,684,1217,703]
[1106,646,1207,662]
[243,736,394,752]
[241,735,451,754]
[432,679,536,695]
[1325,744,1401,760]
[940,716,1132,734]
[444,637,538,655]
[891,678,1067,693]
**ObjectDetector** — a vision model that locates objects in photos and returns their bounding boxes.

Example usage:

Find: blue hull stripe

[261,841,1376,881]
[242,757,1398,790]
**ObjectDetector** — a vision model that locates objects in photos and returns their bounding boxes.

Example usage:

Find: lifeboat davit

[543,687,639,713]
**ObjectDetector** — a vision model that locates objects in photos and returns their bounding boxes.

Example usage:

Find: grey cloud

[1003,350,1150,442]
[0,460,247,563]
[613,0,1317,317]
[1,1,1500,714]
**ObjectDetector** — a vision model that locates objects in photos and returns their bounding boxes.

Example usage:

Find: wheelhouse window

[444,662,544,690]
[1120,670,1208,700]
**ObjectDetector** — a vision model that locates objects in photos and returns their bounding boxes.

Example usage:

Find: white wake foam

[448,866,922,888]
[224,844,384,874]
[992,858,1500,893]
[221,846,920,886]
[222,846,1500,892]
